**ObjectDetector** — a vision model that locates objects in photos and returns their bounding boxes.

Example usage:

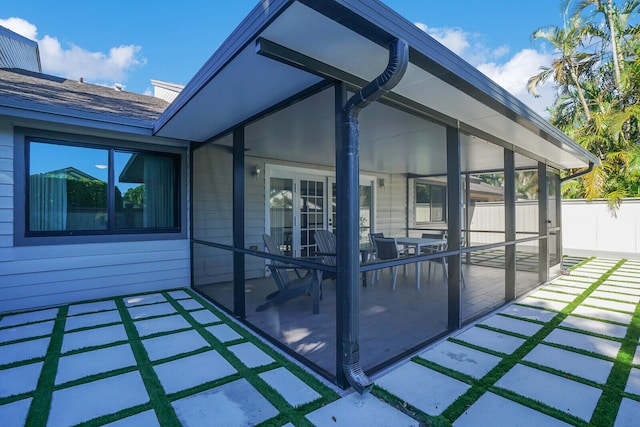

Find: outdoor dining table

[395,237,447,289]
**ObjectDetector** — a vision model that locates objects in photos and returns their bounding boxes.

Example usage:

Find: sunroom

[154,0,597,389]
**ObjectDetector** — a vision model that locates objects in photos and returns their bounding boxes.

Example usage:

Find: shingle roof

[0,68,169,125]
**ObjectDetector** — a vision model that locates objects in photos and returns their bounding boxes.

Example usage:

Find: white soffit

[262,2,589,169]
[155,42,322,142]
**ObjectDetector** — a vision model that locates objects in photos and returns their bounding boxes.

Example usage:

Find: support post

[446,125,461,329]
[504,149,516,301]
[538,162,549,284]
[233,127,246,318]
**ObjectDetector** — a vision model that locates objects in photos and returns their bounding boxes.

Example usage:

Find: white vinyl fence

[562,198,640,259]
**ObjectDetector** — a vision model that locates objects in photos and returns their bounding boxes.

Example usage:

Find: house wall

[0,122,191,313]
[191,140,408,286]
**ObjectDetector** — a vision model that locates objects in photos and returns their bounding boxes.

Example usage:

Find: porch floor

[196,259,539,376]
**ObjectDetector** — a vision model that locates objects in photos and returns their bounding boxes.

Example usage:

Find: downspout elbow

[560,162,595,182]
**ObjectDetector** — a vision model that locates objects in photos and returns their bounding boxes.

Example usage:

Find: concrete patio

[1,257,640,426]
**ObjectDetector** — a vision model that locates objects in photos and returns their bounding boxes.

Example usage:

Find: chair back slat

[263,234,290,287]
[314,229,337,266]
[374,237,398,260]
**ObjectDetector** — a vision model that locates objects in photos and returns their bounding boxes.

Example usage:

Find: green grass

[0,289,339,426]
[374,257,639,426]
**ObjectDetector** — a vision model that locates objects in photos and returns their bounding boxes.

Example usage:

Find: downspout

[560,162,594,183]
[338,38,408,394]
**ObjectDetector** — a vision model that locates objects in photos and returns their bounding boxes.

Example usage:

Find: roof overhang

[154,0,598,171]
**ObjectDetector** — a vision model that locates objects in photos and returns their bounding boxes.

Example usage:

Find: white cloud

[478,49,557,117]
[415,22,556,117]
[0,17,37,40]
[0,17,145,85]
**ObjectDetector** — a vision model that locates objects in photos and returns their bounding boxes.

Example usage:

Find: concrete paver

[418,340,502,379]
[171,379,278,427]
[495,364,601,421]
[559,315,627,339]
[142,330,210,361]
[67,301,116,316]
[0,362,43,398]
[624,367,640,396]
[189,309,221,325]
[259,367,321,407]
[228,341,275,368]
[523,343,613,384]
[571,305,632,324]
[47,371,149,427]
[103,410,160,427]
[306,392,419,426]
[544,329,621,358]
[65,310,121,331]
[0,337,50,364]
[177,299,204,311]
[154,350,236,394]
[376,361,469,415]
[582,297,637,314]
[123,293,166,307]
[55,344,136,385]
[205,324,242,342]
[61,324,127,353]
[453,392,572,427]
[127,302,176,320]
[517,297,568,312]
[0,320,54,343]
[453,326,526,355]
[529,290,576,302]
[615,398,640,427]
[479,314,544,336]
[0,308,58,328]
[499,304,558,322]
[0,398,32,427]
[134,314,191,337]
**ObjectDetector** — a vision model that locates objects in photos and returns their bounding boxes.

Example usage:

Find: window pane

[115,152,178,229]
[29,142,108,231]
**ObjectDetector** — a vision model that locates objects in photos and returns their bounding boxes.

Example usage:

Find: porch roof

[154,0,598,172]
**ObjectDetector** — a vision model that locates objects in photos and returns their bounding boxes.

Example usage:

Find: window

[415,181,446,223]
[27,139,180,236]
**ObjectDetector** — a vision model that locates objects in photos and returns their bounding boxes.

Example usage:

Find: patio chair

[421,231,447,281]
[259,234,321,313]
[421,232,466,287]
[368,232,384,284]
[373,237,410,289]
[313,229,337,281]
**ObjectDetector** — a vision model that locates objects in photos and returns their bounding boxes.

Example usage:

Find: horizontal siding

[0,122,13,249]
[0,239,190,313]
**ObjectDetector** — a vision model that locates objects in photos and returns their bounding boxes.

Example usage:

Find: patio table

[395,237,447,289]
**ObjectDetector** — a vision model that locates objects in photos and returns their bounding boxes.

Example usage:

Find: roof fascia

[0,100,159,137]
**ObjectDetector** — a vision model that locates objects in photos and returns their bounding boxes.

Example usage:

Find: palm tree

[527,15,598,122]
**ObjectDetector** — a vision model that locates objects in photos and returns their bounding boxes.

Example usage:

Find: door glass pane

[270,177,293,256]
[300,179,324,257]
[359,185,372,243]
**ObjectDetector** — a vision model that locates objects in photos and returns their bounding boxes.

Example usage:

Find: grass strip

[438,258,625,425]
[590,263,640,426]
[115,298,181,427]
[164,290,338,427]
[24,306,67,426]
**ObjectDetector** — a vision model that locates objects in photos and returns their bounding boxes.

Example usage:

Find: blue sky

[1,0,566,115]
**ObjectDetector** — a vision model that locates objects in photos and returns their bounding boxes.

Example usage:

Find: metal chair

[368,232,384,283]
[373,237,410,289]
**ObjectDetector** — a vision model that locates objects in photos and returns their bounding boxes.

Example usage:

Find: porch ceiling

[154,0,598,173]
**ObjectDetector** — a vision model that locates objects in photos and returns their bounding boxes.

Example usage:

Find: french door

[268,172,327,257]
